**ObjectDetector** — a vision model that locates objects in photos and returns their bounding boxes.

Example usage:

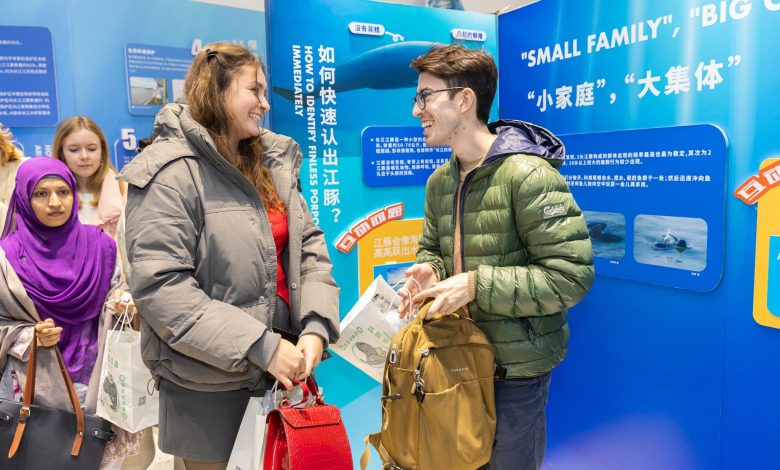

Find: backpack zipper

[413,348,430,403]
[388,344,398,364]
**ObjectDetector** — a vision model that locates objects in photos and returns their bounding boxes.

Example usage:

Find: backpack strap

[362,433,404,470]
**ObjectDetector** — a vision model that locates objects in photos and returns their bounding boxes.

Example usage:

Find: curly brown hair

[185,42,282,210]
[0,124,22,166]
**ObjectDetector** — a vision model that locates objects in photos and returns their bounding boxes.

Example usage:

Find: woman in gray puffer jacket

[119,43,340,469]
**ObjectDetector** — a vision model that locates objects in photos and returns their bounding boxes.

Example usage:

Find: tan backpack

[362,302,499,470]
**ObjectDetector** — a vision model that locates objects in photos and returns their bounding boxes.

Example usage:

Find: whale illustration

[273,41,444,100]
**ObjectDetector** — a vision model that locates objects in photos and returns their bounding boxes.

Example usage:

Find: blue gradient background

[500,1,780,468]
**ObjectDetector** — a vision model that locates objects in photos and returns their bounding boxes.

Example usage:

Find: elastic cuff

[301,317,330,346]
[467,270,476,300]
[427,263,441,282]
[246,330,282,370]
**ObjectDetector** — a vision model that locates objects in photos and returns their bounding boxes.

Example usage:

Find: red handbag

[263,375,352,470]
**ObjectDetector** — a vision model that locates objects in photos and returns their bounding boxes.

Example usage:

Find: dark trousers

[480,373,552,470]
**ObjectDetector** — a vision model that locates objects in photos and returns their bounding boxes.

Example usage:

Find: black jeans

[480,373,552,470]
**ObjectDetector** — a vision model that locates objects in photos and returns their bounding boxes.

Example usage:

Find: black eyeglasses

[412,87,465,110]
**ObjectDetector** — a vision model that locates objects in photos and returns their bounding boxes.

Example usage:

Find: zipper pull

[413,348,430,386]
[413,348,430,404]
[388,344,398,364]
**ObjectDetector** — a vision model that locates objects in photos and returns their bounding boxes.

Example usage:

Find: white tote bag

[96,307,159,432]
[227,385,278,470]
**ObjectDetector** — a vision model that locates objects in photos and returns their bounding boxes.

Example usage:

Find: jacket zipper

[519,317,536,340]
[454,168,477,273]
[274,140,302,331]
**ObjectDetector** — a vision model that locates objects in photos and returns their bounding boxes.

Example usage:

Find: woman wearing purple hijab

[0,157,141,468]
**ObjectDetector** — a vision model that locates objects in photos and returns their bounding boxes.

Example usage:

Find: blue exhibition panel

[500,1,780,468]
[5,0,267,162]
[4,0,780,468]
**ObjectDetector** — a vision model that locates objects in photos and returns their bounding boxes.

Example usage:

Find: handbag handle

[8,336,86,459]
[302,375,324,405]
[281,375,325,408]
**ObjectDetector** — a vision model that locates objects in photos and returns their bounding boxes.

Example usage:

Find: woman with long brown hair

[119,43,340,469]
[51,115,126,239]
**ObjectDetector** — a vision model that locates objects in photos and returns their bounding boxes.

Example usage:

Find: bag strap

[361,433,402,470]
[413,301,470,326]
[8,338,86,459]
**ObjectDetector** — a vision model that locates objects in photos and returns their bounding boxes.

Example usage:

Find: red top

[266,205,290,306]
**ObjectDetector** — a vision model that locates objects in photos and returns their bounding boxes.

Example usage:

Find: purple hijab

[0,157,116,384]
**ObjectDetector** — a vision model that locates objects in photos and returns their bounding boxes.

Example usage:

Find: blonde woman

[52,116,126,239]
[0,123,24,230]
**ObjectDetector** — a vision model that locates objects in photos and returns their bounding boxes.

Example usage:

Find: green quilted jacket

[417,120,594,377]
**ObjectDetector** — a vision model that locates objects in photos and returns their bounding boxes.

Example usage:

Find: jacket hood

[119,102,298,189]
[485,120,565,169]
[119,103,205,188]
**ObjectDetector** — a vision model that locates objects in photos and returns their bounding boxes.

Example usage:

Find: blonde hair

[52,115,123,207]
[0,124,22,166]
[185,42,282,210]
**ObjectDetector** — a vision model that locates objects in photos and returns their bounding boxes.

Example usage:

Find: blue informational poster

[499,1,780,469]
[361,126,450,187]
[561,124,727,291]
[124,43,192,116]
[0,25,58,127]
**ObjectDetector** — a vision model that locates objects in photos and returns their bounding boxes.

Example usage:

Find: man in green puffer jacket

[398,45,594,470]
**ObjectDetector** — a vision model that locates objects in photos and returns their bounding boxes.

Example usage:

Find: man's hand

[397,263,439,318]
[295,334,324,380]
[35,318,62,348]
[412,272,473,318]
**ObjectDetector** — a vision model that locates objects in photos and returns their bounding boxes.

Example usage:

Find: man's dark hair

[411,45,498,124]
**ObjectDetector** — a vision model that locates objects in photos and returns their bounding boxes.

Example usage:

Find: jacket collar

[120,103,300,197]
[447,119,565,176]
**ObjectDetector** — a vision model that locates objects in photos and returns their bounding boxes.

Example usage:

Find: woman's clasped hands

[266,334,324,391]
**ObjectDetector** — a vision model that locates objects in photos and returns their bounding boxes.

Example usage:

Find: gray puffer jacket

[119,103,339,392]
